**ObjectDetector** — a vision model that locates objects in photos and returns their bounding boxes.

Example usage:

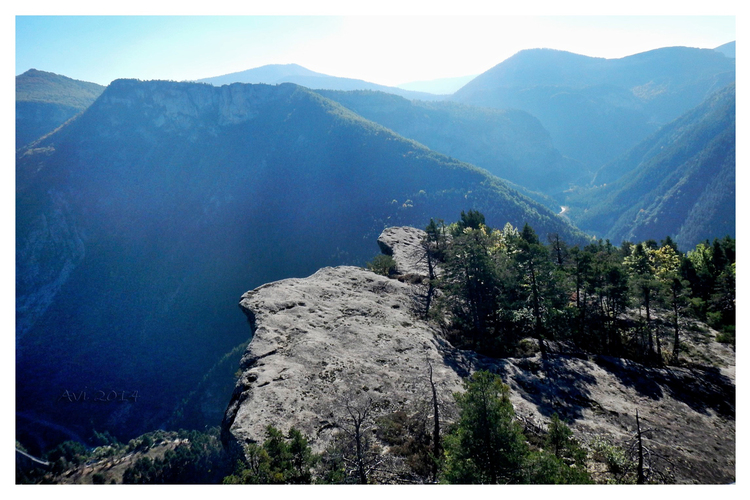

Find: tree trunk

[636,409,645,484]
[428,362,440,483]
[529,262,546,358]
[354,419,367,484]
[644,287,653,359]
[672,288,680,365]
[424,243,435,318]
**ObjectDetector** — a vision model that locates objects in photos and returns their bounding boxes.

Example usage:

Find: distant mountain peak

[196,64,444,101]
[714,41,735,58]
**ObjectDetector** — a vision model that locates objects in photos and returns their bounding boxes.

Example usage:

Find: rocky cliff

[222,230,469,455]
[223,227,735,483]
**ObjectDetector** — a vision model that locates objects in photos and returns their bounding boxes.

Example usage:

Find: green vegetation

[16,69,105,149]
[224,426,318,484]
[442,371,591,484]
[590,437,632,478]
[16,69,104,107]
[46,440,89,475]
[425,213,735,364]
[366,254,397,276]
[567,83,735,250]
[442,371,527,483]
[122,429,229,484]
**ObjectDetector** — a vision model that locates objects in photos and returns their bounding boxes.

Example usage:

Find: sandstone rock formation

[223,226,735,483]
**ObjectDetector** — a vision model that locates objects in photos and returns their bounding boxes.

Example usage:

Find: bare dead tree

[625,409,675,484]
[428,360,441,482]
[334,392,383,484]
[636,409,645,484]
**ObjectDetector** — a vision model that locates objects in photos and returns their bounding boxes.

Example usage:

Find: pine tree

[442,371,527,484]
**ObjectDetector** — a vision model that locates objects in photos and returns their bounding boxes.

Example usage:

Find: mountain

[316,89,583,195]
[16,69,105,149]
[714,41,735,58]
[451,46,735,172]
[196,63,321,86]
[396,74,477,94]
[16,79,585,453]
[566,83,735,249]
[196,63,443,101]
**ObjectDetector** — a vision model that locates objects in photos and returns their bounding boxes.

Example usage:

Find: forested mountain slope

[16,69,104,149]
[16,79,584,453]
[566,83,735,249]
[451,46,734,172]
[317,89,583,195]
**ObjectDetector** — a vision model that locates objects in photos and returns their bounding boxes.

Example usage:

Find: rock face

[223,226,735,483]
[222,226,467,455]
[222,265,469,454]
[377,226,430,277]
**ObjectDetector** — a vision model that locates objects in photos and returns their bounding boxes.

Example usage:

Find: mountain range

[451,46,735,172]
[14,42,735,455]
[566,82,735,249]
[316,89,582,195]
[196,63,443,101]
[15,78,584,451]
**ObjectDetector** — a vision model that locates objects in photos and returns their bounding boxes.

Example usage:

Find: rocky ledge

[222,227,735,483]
[222,265,469,453]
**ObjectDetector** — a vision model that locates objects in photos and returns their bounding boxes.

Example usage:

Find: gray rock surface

[223,226,735,483]
[223,264,468,455]
[377,226,429,276]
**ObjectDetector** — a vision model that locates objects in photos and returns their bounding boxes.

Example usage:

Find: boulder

[377,226,429,277]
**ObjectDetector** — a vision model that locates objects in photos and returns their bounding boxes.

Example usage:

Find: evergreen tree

[223,426,317,484]
[514,224,555,357]
[442,223,503,349]
[653,244,689,364]
[442,371,527,484]
[624,243,660,361]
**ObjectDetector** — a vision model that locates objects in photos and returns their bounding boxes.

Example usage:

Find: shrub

[366,254,397,276]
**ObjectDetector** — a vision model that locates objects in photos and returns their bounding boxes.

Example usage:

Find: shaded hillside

[16,80,584,454]
[197,63,441,101]
[317,89,583,195]
[451,46,735,171]
[16,69,105,149]
[566,83,735,249]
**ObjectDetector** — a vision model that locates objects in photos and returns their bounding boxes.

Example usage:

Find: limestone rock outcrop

[222,263,469,454]
[222,226,735,483]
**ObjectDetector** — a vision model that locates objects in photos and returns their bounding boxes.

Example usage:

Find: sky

[14,10,737,88]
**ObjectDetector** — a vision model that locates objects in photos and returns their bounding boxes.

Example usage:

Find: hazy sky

[15,13,736,87]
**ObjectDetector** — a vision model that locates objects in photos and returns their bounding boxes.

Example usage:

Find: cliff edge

[222,227,735,483]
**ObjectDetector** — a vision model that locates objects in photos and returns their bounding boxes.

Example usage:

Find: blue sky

[15,13,736,87]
